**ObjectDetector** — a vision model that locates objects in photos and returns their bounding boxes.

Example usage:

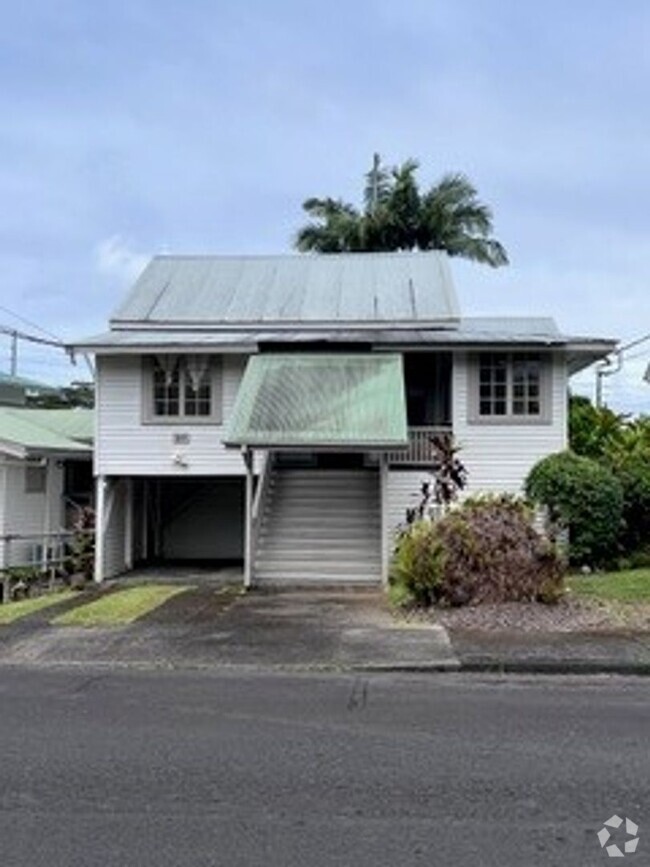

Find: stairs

[254,468,382,585]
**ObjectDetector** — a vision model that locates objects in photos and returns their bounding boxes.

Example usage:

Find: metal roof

[224,354,407,449]
[111,252,460,328]
[73,317,615,352]
[0,408,93,457]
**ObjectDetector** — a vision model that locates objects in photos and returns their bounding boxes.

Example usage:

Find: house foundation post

[243,448,254,589]
[94,474,105,583]
[124,478,133,571]
[379,454,389,587]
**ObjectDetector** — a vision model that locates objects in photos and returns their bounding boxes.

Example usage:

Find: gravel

[402,596,650,633]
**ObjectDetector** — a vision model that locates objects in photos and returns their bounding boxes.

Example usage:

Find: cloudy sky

[1,0,648,412]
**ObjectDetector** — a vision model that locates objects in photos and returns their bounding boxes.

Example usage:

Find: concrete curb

[458,659,650,676]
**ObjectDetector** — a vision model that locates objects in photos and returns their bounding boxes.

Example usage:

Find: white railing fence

[385,426,453,466]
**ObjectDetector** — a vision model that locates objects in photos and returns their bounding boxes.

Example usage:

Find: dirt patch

[399,596,650,634]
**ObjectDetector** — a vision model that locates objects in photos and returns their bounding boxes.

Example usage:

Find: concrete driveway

[0,586,458,672]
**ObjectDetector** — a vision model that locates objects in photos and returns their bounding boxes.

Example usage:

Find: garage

[133,477,244,567]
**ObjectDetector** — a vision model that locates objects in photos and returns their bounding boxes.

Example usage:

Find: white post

[380,454,389,587]
[41,459,51,573]
[243,449,254,589]
[94,474,105,583]
[124,478,133,571]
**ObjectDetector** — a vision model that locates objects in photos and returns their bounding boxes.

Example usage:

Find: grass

[53,584,192,627]
[0,590,77,625]
[568,568,650,604]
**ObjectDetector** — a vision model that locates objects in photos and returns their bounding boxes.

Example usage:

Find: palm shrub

[525,451,624,567]
[391,495,564,607]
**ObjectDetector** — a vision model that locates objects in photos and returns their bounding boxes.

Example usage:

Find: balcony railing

[386,426,453,466]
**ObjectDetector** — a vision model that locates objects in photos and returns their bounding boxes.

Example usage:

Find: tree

[295,154,509,267]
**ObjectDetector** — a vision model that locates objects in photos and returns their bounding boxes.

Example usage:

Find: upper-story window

[143,355,222,423]
[471,352,551,423]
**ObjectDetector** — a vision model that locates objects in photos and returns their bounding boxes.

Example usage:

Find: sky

[0,0,648,413]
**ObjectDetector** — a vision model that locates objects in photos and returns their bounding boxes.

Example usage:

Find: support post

[41,459,51,574]
[243,448,254,589]
[94,475,105,583]
[379,454,389,587]
[124,478,133,571]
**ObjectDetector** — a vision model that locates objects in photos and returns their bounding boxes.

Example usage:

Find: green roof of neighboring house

[224,353,408,449]
[0,408,93,458]
[0,372,58,390]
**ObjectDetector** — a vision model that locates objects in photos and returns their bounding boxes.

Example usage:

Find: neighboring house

[0,372,59,407]
[0,408,94,569]
[73,252,615,585]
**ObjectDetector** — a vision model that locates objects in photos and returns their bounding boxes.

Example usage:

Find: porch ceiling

[224,353,408,450]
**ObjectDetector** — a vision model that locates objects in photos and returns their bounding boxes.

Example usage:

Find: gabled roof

[0,408,93,458]
[111,252,460,329]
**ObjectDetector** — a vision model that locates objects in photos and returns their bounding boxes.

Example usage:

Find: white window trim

[467,351,553,425]
[141,355,223,425]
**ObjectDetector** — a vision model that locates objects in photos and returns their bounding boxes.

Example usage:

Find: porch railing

[386,426,453,466]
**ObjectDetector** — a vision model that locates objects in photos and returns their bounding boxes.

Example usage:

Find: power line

[0,303,62,342]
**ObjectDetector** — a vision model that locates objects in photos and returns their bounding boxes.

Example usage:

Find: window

[25,465,47,493]
[471,352,550,423]
[144,355,222,423]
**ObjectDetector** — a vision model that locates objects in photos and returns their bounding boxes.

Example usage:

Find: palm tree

[295,155,509,267]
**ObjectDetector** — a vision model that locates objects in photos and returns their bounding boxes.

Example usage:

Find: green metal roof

[0,408,93,457]
[224,353,408,449]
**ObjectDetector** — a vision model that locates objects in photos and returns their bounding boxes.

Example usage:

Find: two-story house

[73,252,615,586]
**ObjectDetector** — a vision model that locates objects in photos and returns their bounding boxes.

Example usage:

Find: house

[0,407,93,570]
[73,252,615,586]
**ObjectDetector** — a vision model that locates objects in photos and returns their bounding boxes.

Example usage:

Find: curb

[459,659,650,676]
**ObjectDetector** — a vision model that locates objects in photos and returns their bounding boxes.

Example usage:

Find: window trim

[467,351,553,425]
[141,355,223,425]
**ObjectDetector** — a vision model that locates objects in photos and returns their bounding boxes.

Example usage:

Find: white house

[0,407,93,570]
[73,252,615,586]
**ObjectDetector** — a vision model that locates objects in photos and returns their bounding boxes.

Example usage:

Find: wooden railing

[386,426,453,466]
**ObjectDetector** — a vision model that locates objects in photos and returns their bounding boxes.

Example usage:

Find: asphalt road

[0,667,648,867]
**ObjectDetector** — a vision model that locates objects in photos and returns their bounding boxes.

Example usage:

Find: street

[0,667,647,866]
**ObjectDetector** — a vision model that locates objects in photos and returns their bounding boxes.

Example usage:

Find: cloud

[95,236,149,287]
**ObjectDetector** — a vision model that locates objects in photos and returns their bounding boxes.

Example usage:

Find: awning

[224,353,408,450]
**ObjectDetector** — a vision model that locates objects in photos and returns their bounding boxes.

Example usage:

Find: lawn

[53,584,191,627]
[568,569,650,604]
[0,590,77,625]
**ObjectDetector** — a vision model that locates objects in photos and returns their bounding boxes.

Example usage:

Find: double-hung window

[471,352,551,423]
[144,355,222,423]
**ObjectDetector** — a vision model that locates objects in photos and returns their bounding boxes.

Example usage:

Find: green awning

[224,353,408,449]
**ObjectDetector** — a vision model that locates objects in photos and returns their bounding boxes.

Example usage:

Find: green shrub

[615,454,650,555]
[390,495,565,607]
[525,451,624,567]
[390,520,445,607]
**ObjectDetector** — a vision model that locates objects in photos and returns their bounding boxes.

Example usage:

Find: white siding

[386,469,429,539]
[103,477,127,579]
[452,350,567,495]
[0,459,64,567]
[95,354,248,476]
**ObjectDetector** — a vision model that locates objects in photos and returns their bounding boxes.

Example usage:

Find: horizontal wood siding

[386,469,428,549]
[0,460,64,567]
[96,354,248,476]
[452,351,567,495]
[103,477,127,579]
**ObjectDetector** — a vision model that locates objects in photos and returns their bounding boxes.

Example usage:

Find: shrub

[390,495,565,607]
[525,451,624,567]
[615,454,650,555]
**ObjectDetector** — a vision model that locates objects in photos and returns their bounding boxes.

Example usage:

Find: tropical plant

[295,154,509,267]
[390,495,564,608]
[405,433,467,525]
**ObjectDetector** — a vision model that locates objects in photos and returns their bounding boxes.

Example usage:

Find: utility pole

[595,332,650,407]
[370,152,381,215]
[10,330,17,376]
